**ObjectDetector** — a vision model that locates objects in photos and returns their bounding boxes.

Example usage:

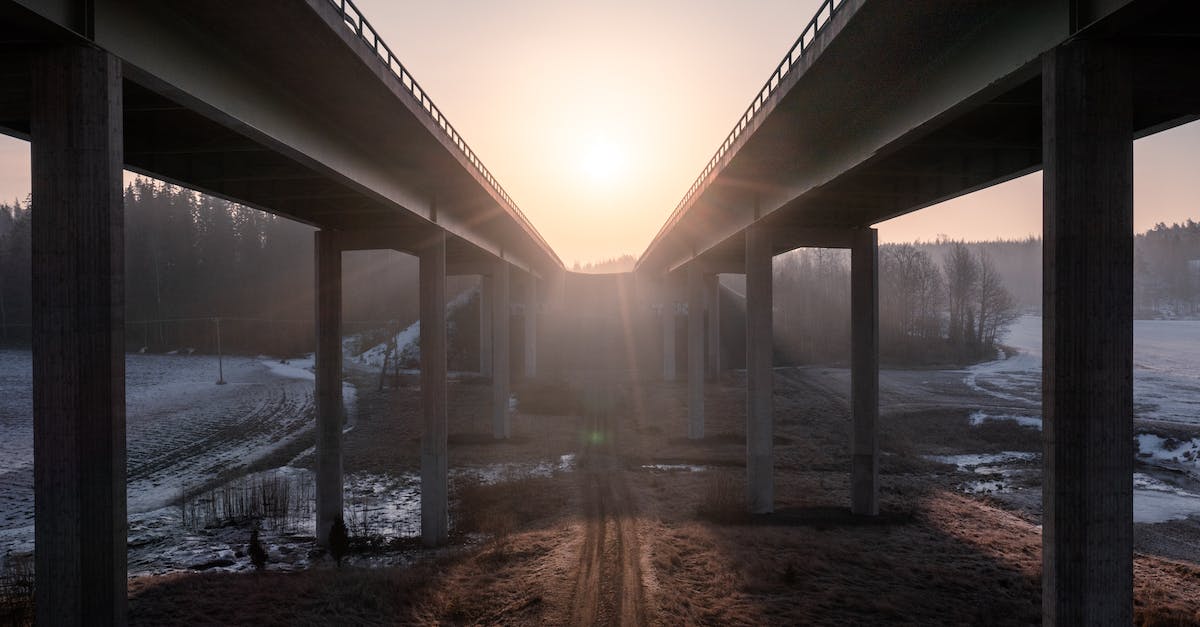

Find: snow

[1136,432,1200,480]
[347,286,477,370]
[0,349,360,567]
[967,315,1200,425]
[1133,472,1200,524]
[924,451,1038,471]
[968,410,1042,430]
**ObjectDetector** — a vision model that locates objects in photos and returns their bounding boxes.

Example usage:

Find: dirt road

[568,399,649,626]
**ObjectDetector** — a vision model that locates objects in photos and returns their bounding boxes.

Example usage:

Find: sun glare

[581,140,625,183]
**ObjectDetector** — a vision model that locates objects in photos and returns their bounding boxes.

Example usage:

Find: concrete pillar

[419,232,448,545]
[851,228,880,516]
[687,264,705,439]
[706,273,721,381]
[524,278,537,378]
[1042,40,1133,625]
[31,45,126,626]
[662,302,676,381]
[492,260,511,438]
[745,223,773,513]
[314,230,343,546]
[480,276,493,377]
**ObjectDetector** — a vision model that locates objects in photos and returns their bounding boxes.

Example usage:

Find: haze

[0,0,1196,262]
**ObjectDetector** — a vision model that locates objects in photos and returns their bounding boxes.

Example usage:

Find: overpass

[3,0,1199,623]
[636,0,1200,624]
[0,0,561,623]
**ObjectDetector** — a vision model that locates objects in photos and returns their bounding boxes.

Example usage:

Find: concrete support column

[745,224,773,513]
[492,261,511,438]
[31,45,126,626]
[524,278,537,378]
[480,276,493,377]
[662,302,676,381]
[687,264,705,439]
[851,228,880,516]
[705,273,721,381]
[1042,40,1133,625]
[419,232,448,545]
[314,230,343,546]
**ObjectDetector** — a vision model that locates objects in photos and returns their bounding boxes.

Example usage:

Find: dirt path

[568,400,649,626]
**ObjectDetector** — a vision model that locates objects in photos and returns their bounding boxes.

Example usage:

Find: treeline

[1135,221,1200,317]
[572,254,636,274]
[0,178,437,354]
[773,242,1021,365]
[910,223,1200,318]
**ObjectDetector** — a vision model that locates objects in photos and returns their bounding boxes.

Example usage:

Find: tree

[974,251,1020,351]
[943,242,978,347]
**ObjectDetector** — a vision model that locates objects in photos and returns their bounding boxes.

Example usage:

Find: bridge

[1,0,1197,624]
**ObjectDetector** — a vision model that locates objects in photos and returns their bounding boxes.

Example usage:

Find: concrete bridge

[1,0,1197,624]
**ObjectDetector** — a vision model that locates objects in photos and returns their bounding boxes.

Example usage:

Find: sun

[581,140,626,183]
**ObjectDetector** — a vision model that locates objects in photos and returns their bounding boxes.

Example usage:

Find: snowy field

[968,314,1200,425]
[963,316,1200,523]
[0,350,354,557]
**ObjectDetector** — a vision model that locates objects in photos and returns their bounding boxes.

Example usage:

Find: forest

[1,180,1196,362]
[0,179,435,354]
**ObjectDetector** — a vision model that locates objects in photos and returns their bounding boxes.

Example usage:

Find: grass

[0,553,32,627]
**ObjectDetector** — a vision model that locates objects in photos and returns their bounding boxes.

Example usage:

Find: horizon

[0,0,1197,266]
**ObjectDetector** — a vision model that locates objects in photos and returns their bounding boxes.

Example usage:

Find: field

[1,316,1200,623]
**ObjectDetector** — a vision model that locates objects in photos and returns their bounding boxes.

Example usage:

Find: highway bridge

[2,0,1197,623]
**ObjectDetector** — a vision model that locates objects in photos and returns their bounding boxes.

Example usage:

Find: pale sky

[0,1,1196,263]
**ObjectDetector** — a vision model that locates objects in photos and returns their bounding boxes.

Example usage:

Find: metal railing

[325,0,554,257]
[656,0,847,241]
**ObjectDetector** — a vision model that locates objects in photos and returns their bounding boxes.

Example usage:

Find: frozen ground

[967,314,1200,426]
[961,315,1200,524]
[0,350,354,557]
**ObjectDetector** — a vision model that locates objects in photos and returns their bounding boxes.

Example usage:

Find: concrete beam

[314,229,343,546]
[1042,40,1133,625]
[31,45,127,626]
[419,231,448,546]
[850,228,879,516]
[706,273,721,380]
[745,223,773,513]
[687,263,705,439]
[480,276,493,377]
[492,260,511,438]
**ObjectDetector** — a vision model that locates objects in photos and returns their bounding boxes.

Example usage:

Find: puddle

[642,464,708,473]
[924,451,1037,471]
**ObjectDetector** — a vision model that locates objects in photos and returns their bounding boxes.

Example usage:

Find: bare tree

[974,251,1020,350]
[943,242,978,346]
[881,244,944,345]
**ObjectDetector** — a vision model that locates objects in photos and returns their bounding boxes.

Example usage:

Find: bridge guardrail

[326,0,557,261]
[653,0,847,244]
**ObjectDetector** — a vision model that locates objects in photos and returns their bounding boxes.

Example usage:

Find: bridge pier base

[1042,40,1133,625]
[31,45,127,626]
[662,302,677,381]
[480,276,493,377]
[687,264,705,439]
[706,273,720,381]
[420,233,448,546]
[745,223,773,513]
[850,228,879,516]
[314,230,344,546]
[492,260,511,438]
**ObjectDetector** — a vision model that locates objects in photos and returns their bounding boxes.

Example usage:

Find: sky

[0,1,1196,263]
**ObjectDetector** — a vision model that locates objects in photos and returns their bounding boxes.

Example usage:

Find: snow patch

[968,410,1042,430]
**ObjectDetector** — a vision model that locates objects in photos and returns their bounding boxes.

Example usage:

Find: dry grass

[127,366,1200,625]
